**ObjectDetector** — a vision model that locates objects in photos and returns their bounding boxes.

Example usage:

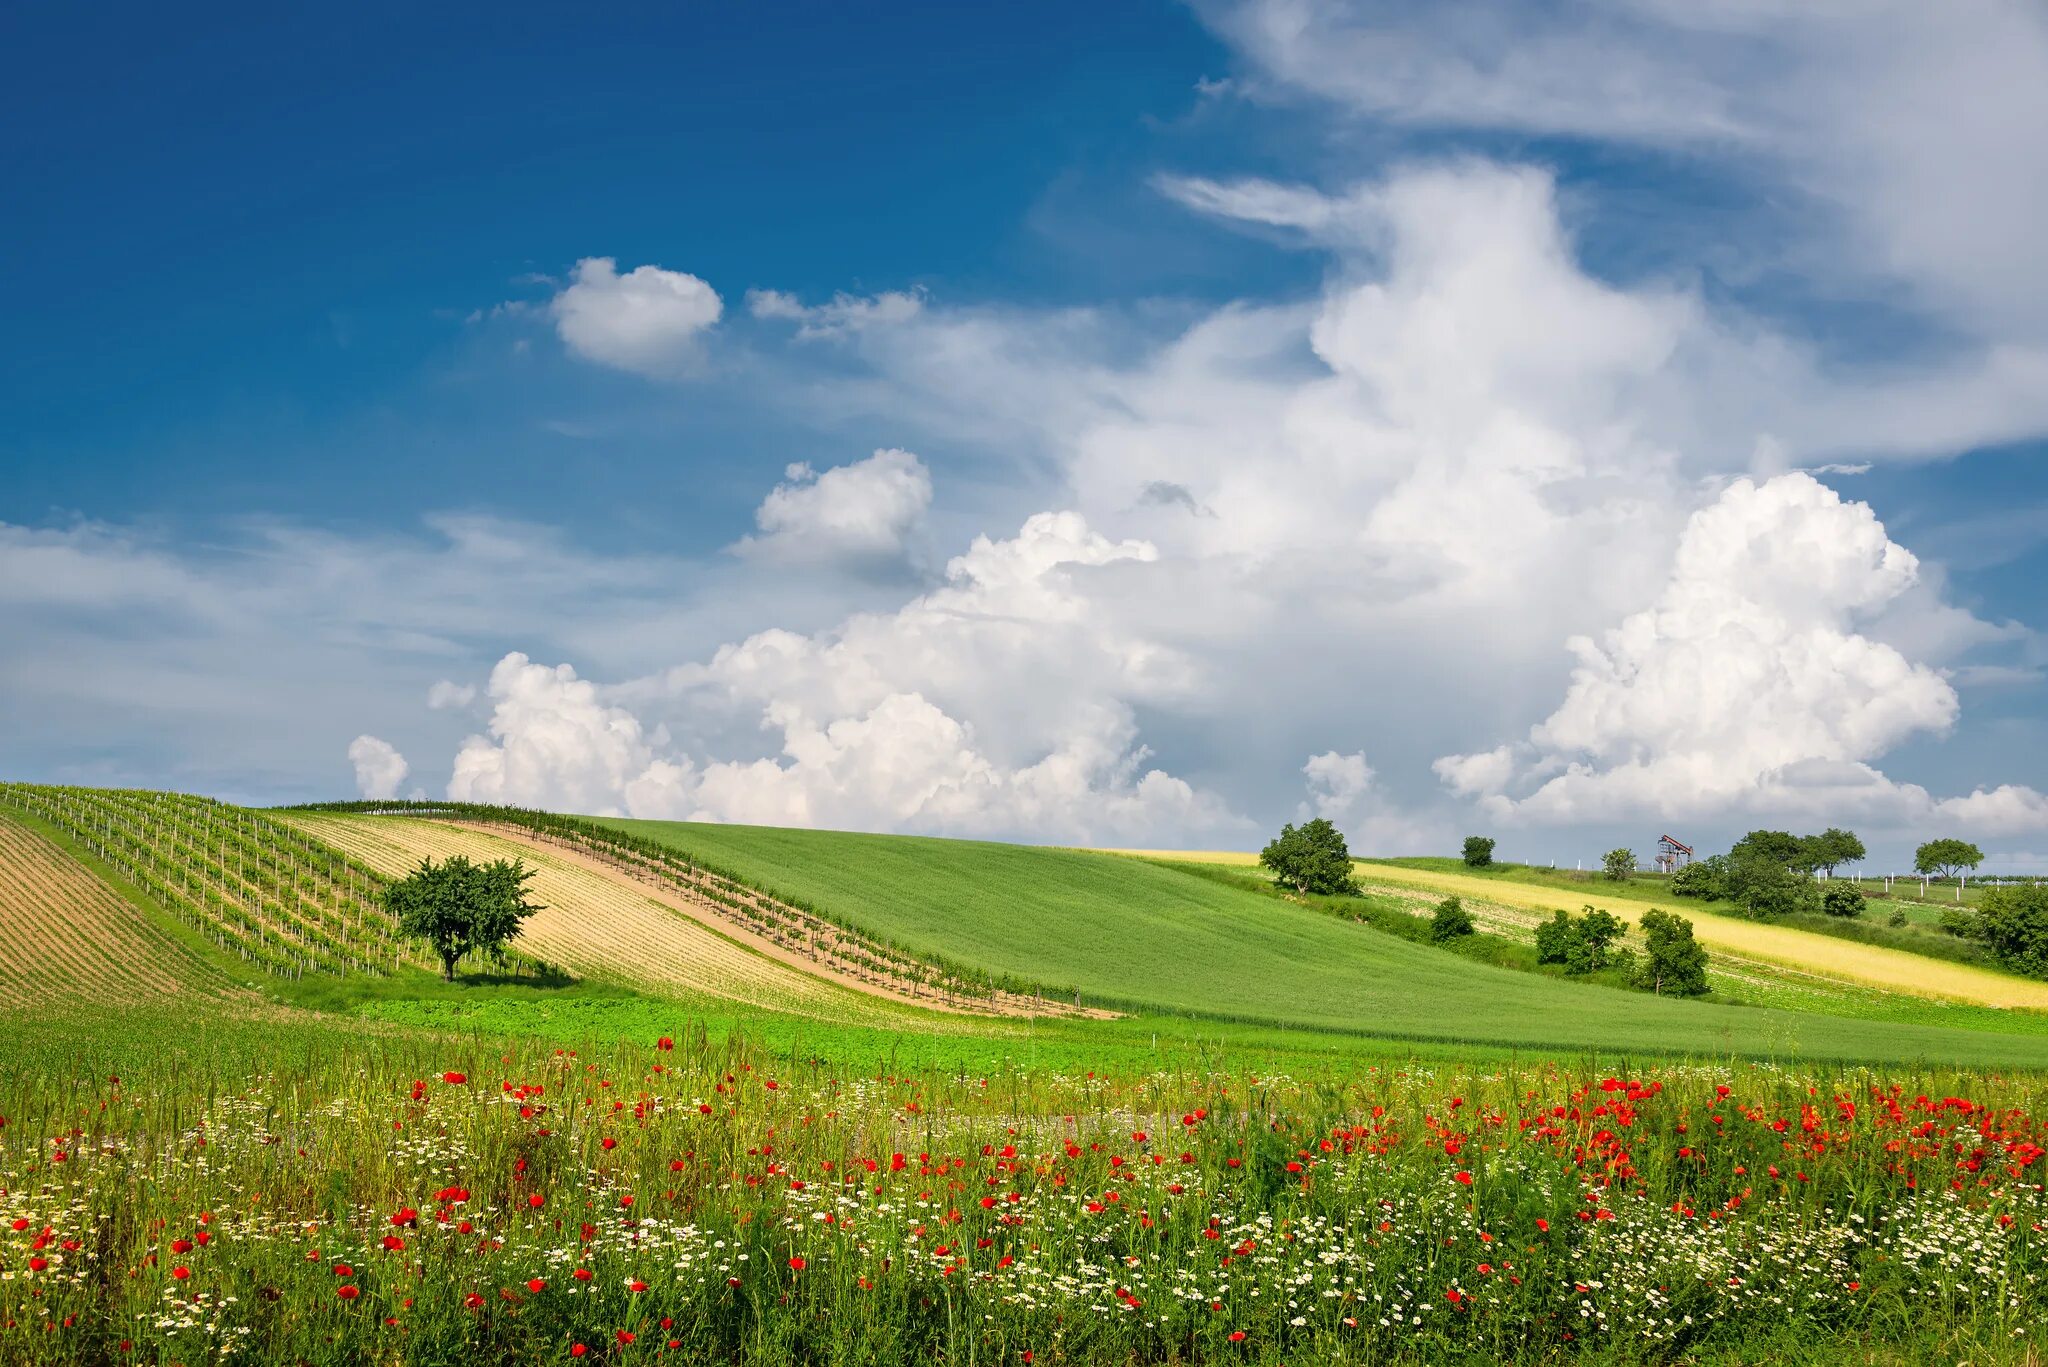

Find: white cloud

[1435,473,2047,832]
[747,287,925,338]
[426,680,476,710]
[1299,750,1446,855]
[550,257,722,374]
[732,449,932,568]
[347,735,409,800]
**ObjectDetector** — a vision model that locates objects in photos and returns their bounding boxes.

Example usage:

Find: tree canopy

[383,854,544,981]
[1636,909,1709,996]
[1259,818,1358,896]
[1914,838,1984,880]
[1976,884,2048,980]
[1461,836,1495,868]
[1602,847,1637,881]
[1804,827,1866,875]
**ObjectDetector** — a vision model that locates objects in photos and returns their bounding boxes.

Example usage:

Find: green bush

[1820,881,1865,918]
[1602,848,1636,881]
[1670,858,1724,900]
[1461,836,1495,868]
[1977,884,2048,979]
[1536,906,1625,974]
[1430,895,1475,942]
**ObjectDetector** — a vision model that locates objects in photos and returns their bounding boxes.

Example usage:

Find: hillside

[0,812,245,1007]
[605,817,2048,1065]
[280,813,956,1027]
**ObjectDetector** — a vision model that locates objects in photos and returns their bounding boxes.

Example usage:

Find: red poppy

[170,1266,191,1280]
[442,1072,467,1085]
[788,1256,807,1271]
[526,1278,546,1293]
[336,1285,360,1301]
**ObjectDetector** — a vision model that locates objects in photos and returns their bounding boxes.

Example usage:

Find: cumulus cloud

[747,287,925,338]
[1299,750,1446,855]
[732,449,933,569]
[443,513,1246,843]
[550,257,722,374]
[1435,473,2047,832]
[347,735,409,800]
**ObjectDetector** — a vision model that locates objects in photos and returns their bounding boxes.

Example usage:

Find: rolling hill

[604,817,2048,1065]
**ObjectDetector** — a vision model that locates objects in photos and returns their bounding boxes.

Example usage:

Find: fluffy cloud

[1300,751,1446,855]
[444,514,1245,843]
[426,680,476,710]
[347,735,409,800]
[732,449,932,568]
[550,257,722,374]
[1435,473,2046,831]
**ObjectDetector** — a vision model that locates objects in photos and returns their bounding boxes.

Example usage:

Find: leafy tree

[1820,881,1865,919]
[1602,847,1637,881]
[1535,906,1625,974]
[1723,850,1817,919]
[1430,895,1475,943]
[384,854,544,981]
[1730,830,1805,869]
[1914,838,1984,881]
[1636,909,1709,996]
[1976,884,2048,979]
[1805,828,1866,876]
[1259,818,1358,896]
[1670,858,1724,900]
[1461,836,1496,868]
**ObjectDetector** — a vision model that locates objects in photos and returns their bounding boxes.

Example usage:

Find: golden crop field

[1111,849,2048,1012]
[281,814,936,1025]
[0,815,231,1008]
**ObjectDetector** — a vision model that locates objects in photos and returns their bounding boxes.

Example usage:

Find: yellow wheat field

[282,814,932,1025]
[1106,849,2048,1012]
[0,815,234,1008]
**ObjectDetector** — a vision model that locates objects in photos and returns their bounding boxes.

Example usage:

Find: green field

[602,818,2048,1066]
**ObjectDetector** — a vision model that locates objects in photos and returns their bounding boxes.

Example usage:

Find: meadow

[3,790,2048,1364]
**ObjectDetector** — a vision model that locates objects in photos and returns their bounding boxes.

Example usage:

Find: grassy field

[603,819,2048,1066]
[5,791,2048,1364]
[1121,848,2048,1013]
[281,814,940,1027]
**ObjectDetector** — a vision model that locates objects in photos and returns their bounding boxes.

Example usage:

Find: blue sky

[5,1,2046,868]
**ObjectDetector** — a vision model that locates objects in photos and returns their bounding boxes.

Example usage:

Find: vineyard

[0,814,241,1008]
[285,801,1098,1015]
[0,785,419,980]
[279,812,951,1025]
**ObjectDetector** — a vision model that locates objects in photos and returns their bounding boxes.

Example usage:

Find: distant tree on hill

[1430,895,1475,943]
[384,854,544,981]
[1723,850,1816,919]
[1975,884,2048,980]
[1535,907,1625,974]
[1805,828,1866,876]
[1259,818,1357,896]
[1820,881,1866,918]
[1731,830,1806,870]
[1636,910,1709,996]
[1461,837,1495,868]
[1914,838,1984,881]
[1602,847,1637,881]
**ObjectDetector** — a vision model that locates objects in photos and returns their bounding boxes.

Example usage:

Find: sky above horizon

[4,0,2046,869]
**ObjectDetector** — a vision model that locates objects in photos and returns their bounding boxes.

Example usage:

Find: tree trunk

[442,951,458,982]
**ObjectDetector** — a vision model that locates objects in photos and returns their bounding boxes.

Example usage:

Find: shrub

[1724,851,1817,919]
[1977,884,2048,979]
[1461,837,1495,868]
[1602,848,1636,881]
[1430,895,1475,942]
[1820,881,1865,918]
[1670,859,1723,900]
[1259,818,1358,896]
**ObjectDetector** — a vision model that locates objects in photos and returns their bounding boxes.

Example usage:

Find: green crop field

[601,818,2048,1067]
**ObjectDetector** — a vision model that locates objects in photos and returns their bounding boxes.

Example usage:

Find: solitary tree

[1820,881,1865,918]
[1535,907,1625,974]
[1602,847,1637,881]
[1430,895,1475,943]
[1637,909,1709,995]
[1461,836,1496,868]
[1914,838,1984,881]
[384,854,544,981]
[1259,818,1358,896]
[1805,828,1866,877]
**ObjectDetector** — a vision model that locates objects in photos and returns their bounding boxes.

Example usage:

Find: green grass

[602,819,2048,1067]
